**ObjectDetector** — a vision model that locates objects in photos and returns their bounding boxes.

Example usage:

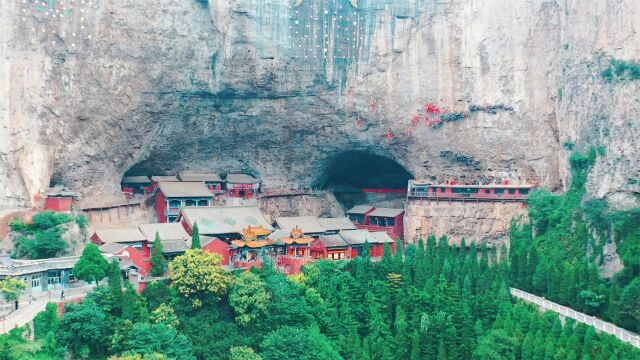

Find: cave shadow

[313,150,413,209]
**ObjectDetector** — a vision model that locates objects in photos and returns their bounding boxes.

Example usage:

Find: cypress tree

[107,259,123,315]
[191,222,201,249]
[392,237,403,273]
[150,231,168,277]
[122,282,149,323]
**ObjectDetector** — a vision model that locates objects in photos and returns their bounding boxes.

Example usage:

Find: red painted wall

[118,246,151,276]
[202,238,231,266]
[155,191,168,223]
[90,232,104,245]
[180,217,193,236]
[44,197,73,212]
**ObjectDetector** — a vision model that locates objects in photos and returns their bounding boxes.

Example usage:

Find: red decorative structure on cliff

[407,180,533,202]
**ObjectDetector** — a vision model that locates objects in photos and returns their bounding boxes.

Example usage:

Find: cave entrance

[314,151,413,210]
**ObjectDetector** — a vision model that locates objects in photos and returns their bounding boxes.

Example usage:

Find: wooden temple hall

[231,226,313,262]
[229,226,314,274]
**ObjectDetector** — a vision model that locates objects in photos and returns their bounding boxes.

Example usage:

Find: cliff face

[1,0,638,209]
[404,200,529,246]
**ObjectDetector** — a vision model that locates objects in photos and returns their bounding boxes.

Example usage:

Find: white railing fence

[510,288,640,348]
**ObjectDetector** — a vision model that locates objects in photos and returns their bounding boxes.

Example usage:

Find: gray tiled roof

[317,217,356,231]
[151,175,179,182]
[139,223,190,242]
[179,173,222,182]
[122,176,151,184]
[225,173,259,184]
[318,234,349,248]
[275,216,325,234]
[368,208,404,218]
[339,230,394,245]
[99,242,130,254]
[346,205,375,214]
[94,228,146,243]
[157,181,213,198]
[180,206,273,236]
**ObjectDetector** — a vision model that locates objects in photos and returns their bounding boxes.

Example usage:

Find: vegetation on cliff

[510,149,640,332]
[10,212,87,260]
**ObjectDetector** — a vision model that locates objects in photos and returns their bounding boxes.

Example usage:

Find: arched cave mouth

[314,151,413,209]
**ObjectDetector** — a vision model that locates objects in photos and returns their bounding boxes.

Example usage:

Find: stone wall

[404,199,529,247]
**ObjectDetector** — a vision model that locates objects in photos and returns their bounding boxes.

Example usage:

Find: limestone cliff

[1,0,638,210]
[404,200,529,246]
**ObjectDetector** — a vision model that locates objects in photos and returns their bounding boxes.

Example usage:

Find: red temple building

[179,173,224,193]
[43,186,77,212]
[311,229,396,259]
[407,180,533,202]
[201,236,231,266]
[225,173,261,199]
[90,228,147,249]
[311,234,349,260]
[339,229,396,258]
[154,181,214,223]
[121,176,152,196]
[347,206,404,241]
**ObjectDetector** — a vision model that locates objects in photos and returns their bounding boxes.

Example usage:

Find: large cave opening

[314,151,413,209]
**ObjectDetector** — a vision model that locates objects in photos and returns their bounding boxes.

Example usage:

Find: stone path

[0,285,95,335]
[510,287,640,348]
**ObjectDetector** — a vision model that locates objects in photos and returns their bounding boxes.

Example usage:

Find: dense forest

[510,149,640,332]
[1,234,639,359]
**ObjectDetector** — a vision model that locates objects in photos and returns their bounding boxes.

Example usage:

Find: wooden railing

[510,288,640,348]
[408,190,528,202]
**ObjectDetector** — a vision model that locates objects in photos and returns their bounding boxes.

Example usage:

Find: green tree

[150,303,179,328]
[141,280,175,311]
[0,277,25,304]
[229,271,270,326]
[230,346,263,360]
[33,303,60,339]
[122,322,196,360]
[11,211,72,259]
[15,228,68,259]
[472,329,516,360]
[260,326,341,360]
[74,243,109,286]
[108,259,124,315]
[191,223,200,249]
[57,300,111,357]
[169,249,230,307]
[150,232,168,277]
[122,283,149,323]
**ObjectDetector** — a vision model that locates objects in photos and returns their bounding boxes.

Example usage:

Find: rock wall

[258,193,343,220]
[404,199,529,247]
[0,0,638,211]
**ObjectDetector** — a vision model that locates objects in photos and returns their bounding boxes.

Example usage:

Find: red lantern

[385,131,394,140]
[370,100,378,112]
[425,103,440,114]
[411,114,420,126]
[355,118,363,127]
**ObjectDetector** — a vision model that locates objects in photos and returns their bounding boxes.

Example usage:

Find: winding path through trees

[510,288,640,348]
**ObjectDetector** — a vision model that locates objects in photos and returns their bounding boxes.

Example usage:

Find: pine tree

[191,222,201,249]
[121,282,149,323]
[107,259,123,315]
[409,331,421,360]
[392,238,403,273]
[150,231,168,277]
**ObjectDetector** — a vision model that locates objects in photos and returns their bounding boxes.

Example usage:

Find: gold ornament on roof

[290,225,304,239]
